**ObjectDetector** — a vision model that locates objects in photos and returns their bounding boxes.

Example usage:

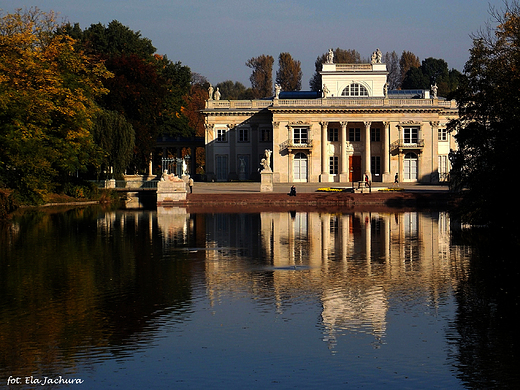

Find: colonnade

[314,121,391,183]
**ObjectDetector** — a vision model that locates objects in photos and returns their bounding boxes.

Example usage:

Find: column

[363,121,372,180]
[340,121,349,182]
[430,121,439,183]
[320,121,329,182]
[383,122,390,179]
[205,124,215,180]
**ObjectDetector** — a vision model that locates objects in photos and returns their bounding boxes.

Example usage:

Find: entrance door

[293,153,308,182]
[349,155,361,182]
[404,152,418,181]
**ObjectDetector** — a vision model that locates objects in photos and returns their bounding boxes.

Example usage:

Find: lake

[1,206,518,389]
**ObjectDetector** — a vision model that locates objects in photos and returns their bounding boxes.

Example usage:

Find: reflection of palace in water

[156,208,468,349]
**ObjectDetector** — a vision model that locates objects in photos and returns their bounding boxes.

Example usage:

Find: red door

[349,155,361,182]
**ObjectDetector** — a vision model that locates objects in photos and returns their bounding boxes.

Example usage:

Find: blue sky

[1,0,506,87]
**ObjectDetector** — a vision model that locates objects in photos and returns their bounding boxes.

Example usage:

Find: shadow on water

[448,227,520,389]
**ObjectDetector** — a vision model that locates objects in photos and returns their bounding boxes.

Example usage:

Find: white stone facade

[203,60,458,184]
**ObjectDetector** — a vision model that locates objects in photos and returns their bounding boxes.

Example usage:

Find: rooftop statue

[371,48,382,64]
[274,84,281,99]
[326,48,334,64]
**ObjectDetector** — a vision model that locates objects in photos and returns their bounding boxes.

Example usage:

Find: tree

[91,109,135,179]
[0,8,110,203]
[384,51,400,90]
[246,54,274,98]
[215,80,254,100]
[81,20,156,59]
[402,57,460,96]
[276,52,302,91]
[310,48,363,91]
[399,51,421,87]
[448,1,520,230]
[70,21,192,173]
[401,66,429,90]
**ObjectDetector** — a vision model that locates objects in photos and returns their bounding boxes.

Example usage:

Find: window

[329,156,338,174]
[371,128,380,142]
[341,83,369,97]
[349,128,361,142]
[371,156,381,175]
[438,128,447,141]
[261,128,271,142]
[328,128,339,142]
[238,128,249,142]
[216,129,227,142]
[439,155,449,181]
[293,127,308,144]
[403,127,418,144]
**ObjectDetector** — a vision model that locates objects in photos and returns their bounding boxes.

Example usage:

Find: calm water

[1,206,519,389]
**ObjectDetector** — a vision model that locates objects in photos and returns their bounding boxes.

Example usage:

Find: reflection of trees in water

[0,208,194,378]
[449,229,520,389]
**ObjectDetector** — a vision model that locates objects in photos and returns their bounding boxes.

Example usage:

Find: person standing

[188,177,194,193]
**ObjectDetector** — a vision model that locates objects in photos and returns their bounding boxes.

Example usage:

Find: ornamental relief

[287,120,311,127]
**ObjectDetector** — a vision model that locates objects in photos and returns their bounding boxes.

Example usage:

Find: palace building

[202,51,458,184]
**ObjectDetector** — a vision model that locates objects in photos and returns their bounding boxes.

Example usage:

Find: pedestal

[157,179,187,205]
[260,171,274,192]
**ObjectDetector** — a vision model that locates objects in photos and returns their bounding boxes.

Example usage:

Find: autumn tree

[310,48,363,91]
[0,8,110,203]
[246,54,274,98]
[399,51,421,87]
[276,52,302,91]
[183,74,209,174]
[448,1,520,230]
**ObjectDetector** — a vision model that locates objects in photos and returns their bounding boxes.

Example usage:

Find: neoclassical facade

[202,55,458,184]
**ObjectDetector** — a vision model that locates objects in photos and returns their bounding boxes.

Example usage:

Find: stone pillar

[430,121,439,183]
[320,121,329,182]
[204,124,215,181]
[383,122,390,179]
[340,121,349,182]
[260,171,274,192]
[149,153,153,176]
[363,121,372,180]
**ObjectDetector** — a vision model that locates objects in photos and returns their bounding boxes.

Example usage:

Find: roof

[278,91,321,99]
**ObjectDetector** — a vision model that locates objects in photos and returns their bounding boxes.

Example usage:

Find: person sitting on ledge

[289,185,296,196]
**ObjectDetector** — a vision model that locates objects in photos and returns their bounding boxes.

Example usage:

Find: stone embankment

[183,190,459,213]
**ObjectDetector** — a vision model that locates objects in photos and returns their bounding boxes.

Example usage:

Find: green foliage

[215,80,254,100]
[402,57,460,96]
[70,22,193,173]
[448,2,520,230]
[91,109,135,179]
[82,20,156,59]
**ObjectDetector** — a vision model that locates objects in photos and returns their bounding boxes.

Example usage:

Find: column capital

[364,121,372,128]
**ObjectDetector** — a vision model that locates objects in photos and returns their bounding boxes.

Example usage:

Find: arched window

[341,83,369,97]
